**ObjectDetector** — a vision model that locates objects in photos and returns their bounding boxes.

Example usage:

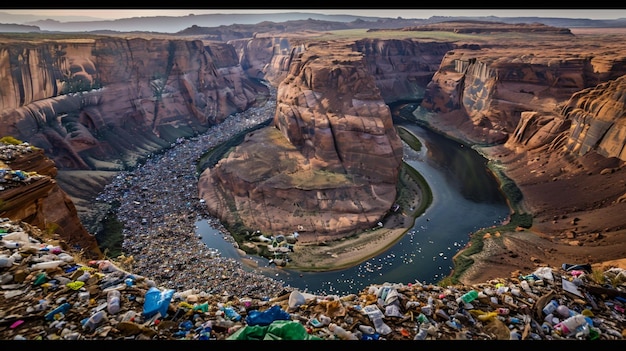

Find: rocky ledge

[199,41,404,242]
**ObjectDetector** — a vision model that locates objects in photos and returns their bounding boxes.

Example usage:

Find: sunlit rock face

[0,38,269,172]
[505,73,626,162]
[420,36,626,145]
[558,75,626,161]
[199,42,404,242]
[230,36,450,103]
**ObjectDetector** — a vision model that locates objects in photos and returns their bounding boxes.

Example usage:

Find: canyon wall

[0,38,269,173]
[0,37,270,232]
[234,37,450,103]
[421,40,626,145]
[5,29,626,259]
[561,75,626,161]
[199,41,404,241]
[350,39,454,103]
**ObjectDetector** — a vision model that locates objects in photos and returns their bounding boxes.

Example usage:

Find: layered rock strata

[237,37,451,103]
[420,33,626,145]
[0,142,102,259]
[199,42,404,242]
[0,37,268,173]
[0,37,269,228]
[351,38,454,103]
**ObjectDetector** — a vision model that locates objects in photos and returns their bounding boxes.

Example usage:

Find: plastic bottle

[1,240,21,249]
[76,271,91,282]
[78,291,90,303]
[221,306,241,321]
[556,305,572,317]
[121,310,137,322]
[31,260,65,270]
[414,328,428,340]
[83,310,106,331]
[44,302,71,321]
[358,325,376,334]
[0,255,15,268]
[362,304,392,335]
[318,314,331,326]
[197,321,213,340]
[520,280,531,292]
[456,290,478,304]
[329,323,358,340]
[107,290,121,314]
[542,300,559,315]
[554,314,588,336]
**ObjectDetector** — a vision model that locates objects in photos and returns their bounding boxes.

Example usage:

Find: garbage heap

[1,217,625,341]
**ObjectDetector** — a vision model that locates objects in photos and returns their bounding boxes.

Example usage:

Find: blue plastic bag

[142,286,174,318]
[245,304,290,326]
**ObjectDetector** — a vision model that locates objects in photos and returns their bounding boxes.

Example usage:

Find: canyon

[1,21,626,287]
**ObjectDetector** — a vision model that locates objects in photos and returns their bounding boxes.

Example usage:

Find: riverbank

[453,142,626,286]
[282,126,433,272]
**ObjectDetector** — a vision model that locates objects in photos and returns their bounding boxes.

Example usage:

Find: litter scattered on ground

[1,217,625,340]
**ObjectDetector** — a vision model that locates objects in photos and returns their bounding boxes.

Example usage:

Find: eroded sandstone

[0,141,101,259]
[199,42,404,242]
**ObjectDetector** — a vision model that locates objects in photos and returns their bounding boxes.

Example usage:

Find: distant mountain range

[1,11,626,34]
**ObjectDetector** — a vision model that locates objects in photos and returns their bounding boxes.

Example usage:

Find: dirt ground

[457,143,626,285]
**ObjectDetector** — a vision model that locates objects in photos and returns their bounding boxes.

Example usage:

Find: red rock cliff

[0,141,102,259]
[199,41,404,241]
[0,37,269,173]
[421,35,626,145]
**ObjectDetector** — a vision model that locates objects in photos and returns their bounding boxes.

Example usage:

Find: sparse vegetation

[96,214,124,258]
[0,136,24,145]
[60,75,102,94]
[396,126,422,152]
[590,268,606,285]
[45,222,60,235]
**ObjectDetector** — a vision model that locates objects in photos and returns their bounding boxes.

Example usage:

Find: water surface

[197,123,510,295]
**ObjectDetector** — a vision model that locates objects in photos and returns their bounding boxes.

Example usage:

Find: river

[196,121,511,296]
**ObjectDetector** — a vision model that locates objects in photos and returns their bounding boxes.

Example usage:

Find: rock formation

[420,31,626,145]
[0,141,102,259]
[199,41,404,242]
[351,39,454,103]
[561,75,626,161]
[0,37,268,174]
[236,37,451,104]
[0,37,269,229]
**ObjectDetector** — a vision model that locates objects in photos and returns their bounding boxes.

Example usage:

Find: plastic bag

[245,304,290,326]
[227,320,322,340]
[142,286,174,318]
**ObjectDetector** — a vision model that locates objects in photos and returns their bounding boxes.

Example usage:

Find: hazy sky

[2,8,626,21]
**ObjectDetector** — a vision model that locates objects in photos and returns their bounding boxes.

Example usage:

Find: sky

[2,8,626,21]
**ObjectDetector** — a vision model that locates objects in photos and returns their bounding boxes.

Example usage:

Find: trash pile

[1,217,625,341]
[0,141,45,192]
